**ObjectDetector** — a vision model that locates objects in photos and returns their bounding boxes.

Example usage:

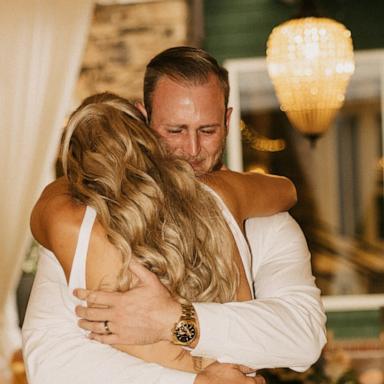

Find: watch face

[175,321,196,343]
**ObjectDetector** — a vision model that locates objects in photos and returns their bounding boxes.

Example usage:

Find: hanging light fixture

[266,1,355,145]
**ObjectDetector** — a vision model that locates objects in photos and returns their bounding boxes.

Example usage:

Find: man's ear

[225,107,233,133]
[135,101,148,123]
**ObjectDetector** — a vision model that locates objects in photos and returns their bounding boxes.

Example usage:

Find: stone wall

[75,0,189,104]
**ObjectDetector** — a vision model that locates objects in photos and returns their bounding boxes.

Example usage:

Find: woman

[23,92,295,383]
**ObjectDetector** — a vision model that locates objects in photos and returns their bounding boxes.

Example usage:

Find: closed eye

[166,128,184,134]
[200,128,217,135]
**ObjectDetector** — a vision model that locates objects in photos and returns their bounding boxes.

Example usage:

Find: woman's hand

[195,362,265,384]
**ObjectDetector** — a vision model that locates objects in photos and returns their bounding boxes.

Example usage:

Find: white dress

[22,195,254,384]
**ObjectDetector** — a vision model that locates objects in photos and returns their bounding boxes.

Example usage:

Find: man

[30,47,326,382]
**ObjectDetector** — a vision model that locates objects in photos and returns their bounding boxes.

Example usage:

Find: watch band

[180,303,196,322]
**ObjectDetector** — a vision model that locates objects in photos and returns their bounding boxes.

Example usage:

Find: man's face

[145,75,232,176]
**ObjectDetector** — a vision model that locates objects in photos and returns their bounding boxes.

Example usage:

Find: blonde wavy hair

[61,92,239,303]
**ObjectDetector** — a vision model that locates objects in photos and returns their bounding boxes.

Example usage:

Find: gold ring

[103,320,111,334]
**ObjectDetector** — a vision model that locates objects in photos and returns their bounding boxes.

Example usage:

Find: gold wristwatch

[172,303,198,346]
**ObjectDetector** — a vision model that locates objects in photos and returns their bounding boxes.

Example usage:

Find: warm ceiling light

[266,17,354,145]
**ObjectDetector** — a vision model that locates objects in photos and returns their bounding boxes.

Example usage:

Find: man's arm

[75,212,326,371]
[191,213,326,371]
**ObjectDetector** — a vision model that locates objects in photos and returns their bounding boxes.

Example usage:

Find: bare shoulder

[30,177,83,248]
[30,178,122,287]
[30,178,89,279]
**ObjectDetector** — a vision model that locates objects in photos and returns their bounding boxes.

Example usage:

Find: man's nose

[184,133,201,157]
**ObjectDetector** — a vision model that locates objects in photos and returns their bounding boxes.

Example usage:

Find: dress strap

[201,184,254,297]
[68,206,97,290]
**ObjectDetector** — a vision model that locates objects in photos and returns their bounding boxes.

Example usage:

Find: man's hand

[195,363,266,384]
[73,262,182,345]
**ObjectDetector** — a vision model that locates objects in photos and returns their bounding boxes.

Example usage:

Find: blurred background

[0,0,383,383]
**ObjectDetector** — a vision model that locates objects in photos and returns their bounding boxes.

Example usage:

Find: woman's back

[22,208,144,384]
[23,189,254,382]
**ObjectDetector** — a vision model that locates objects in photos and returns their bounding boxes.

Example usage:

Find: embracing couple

[22,46,326,384]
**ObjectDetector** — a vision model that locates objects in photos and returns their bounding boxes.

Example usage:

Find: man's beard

[211,148,225,172]
[210,141,226,172]
[180,137,226,176]
[158,133,227,176]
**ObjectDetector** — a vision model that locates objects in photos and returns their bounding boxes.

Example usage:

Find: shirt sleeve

[191,212,326,372]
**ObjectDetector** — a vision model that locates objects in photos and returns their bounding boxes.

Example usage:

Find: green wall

[203,0,384,62]
[327,309,383,339]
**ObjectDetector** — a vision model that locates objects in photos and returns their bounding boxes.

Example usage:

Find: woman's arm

[200,170,297,229]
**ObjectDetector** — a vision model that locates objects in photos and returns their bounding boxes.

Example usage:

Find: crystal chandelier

[266,16,355,144]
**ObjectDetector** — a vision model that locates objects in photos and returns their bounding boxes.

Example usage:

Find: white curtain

[0,0,94,376]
